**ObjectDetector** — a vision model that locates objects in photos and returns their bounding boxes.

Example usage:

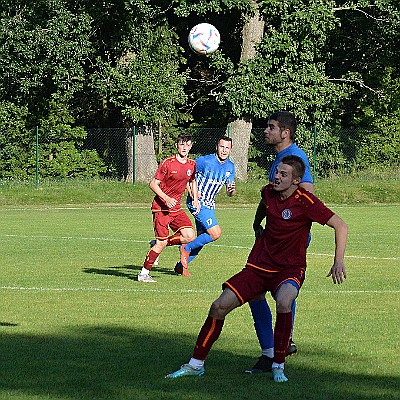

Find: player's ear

[281,128,290,139]
[293,176,301,185]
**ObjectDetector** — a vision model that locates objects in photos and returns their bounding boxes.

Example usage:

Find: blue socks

[249,299,274,349]
[185,232,213,253]
[250,299,297,351]
[291,299,296,333]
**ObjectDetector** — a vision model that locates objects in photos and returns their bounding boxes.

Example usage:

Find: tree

[228,0,264,181]
[0,102,32,179]
[319,1,400,170]
[0,1,92,117]
[178,0,399,176]
[81,1,191,181]
[0,0,105,178]
[0,0,398,181]
[328,2,400,130]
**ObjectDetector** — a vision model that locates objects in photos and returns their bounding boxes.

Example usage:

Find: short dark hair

[269,111,297,140]
[280,155,305,180]
[176,133,193,143]
[217,136,232,147]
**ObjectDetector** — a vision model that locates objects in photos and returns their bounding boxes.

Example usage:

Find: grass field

[0,201,399,400]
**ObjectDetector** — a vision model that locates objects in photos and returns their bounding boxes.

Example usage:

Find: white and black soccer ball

[188,23,220,55]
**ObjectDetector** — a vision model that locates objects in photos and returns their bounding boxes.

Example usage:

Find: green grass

[1,170,399,207]
[0,200,399,400]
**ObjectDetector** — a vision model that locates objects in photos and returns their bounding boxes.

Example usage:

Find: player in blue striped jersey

[176,136,236,276]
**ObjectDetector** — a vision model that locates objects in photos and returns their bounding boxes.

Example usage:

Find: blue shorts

[187,201,219,232]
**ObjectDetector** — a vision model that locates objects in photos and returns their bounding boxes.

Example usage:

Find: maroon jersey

[151,155,196,213]
[247,184,334,272]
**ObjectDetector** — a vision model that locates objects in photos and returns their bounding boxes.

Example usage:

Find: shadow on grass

[82,264,179,279]
[0,326,398,400]
[82,265,138,280]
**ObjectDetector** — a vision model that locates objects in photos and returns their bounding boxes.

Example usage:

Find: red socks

[274,312,292,364]
[193,316,225,360]
[143,249,160,270]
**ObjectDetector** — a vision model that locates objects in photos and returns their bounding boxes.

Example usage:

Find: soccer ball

[188,23,220,55]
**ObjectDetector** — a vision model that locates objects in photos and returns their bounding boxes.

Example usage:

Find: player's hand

[254,225,264,239]
[165,196,177,209]
[326,260,346,284]
[226,180,236,196]
[192,199,201,215]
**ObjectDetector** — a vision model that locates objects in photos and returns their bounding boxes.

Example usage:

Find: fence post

[313,125,317,183]
[35,126,39,189]
[132,125,136,184]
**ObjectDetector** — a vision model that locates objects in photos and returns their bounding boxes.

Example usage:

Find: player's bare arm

[226,180,236,196]
[325,214,348,284]
[188,178,200,215]
[149,178,177,209]
[252,199,267,238]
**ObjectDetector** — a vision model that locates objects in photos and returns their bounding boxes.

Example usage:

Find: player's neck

[279,185,298,200]
[176,154,188,163]
[215,154,227,164]
[275,140,293,153]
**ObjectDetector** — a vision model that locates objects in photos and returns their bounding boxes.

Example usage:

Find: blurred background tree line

[0,0,399,181]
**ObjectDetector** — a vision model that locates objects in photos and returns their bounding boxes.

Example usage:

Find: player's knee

[209,231,221,241]
[181,229,196,243]
[275,299,292,313]
[157,241,168,251]
[209,299,228,319]
[208,226,222,241]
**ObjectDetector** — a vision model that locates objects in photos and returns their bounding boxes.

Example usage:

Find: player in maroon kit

[138,133,200,283]
[165,155,348,382]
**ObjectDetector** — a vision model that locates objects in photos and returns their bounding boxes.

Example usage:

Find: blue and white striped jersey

[189,153,235,209]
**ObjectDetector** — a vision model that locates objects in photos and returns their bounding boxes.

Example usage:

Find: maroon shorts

[223,265,305,305]
[153,209,193,240]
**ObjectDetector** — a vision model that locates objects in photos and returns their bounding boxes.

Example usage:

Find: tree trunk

[240,1,265,62]
[229,117,253,181]
[131,125,158,183]
[230,1,264,181]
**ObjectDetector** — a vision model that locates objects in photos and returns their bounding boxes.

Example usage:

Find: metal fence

[85,125,390,183]
[17,124,396,185]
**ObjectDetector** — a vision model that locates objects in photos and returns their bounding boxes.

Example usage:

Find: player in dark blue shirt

[176,136,236,276]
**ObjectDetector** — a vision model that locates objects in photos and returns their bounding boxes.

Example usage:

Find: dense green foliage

[0,0,399,179]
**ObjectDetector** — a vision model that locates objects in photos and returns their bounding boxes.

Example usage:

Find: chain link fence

[6,124,394,183]
[84,125,399,183]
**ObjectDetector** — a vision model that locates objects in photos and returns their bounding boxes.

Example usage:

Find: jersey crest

[282,209,292,220]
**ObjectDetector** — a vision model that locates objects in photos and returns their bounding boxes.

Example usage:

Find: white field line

[0,204,399,212]
[0,206,149,211]
[0,285,399,295]
[1,233,399,261]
